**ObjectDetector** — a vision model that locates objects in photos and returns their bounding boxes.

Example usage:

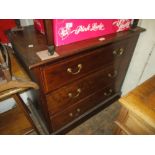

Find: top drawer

[42,38,130,93]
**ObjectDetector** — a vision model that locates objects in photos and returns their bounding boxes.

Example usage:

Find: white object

[36,50,59,61]
[98,37,105,41]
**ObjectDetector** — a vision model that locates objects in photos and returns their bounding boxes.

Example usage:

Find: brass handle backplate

[68,88,82,98]
[104,89,113,96]
[69,113,73,117]
[113,48,124,56]
[69,109,81,118]
[108,70,118,78]
[67,64,82,75]
[76,108,80,112]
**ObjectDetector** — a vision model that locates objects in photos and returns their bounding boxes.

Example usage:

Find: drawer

[42,39,130,93]
[50,85,116,131]
[46,64,119,115]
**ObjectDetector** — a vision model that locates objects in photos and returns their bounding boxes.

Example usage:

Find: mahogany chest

[9,26,145,134]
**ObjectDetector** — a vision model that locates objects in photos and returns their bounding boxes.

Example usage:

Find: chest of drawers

[9,26,145,134]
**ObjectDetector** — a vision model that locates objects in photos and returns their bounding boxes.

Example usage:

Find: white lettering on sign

[58,22,105,40]
[113,19,131,32]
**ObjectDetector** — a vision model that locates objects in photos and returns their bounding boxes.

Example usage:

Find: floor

[67,102,120,135]
[30,101,121,135]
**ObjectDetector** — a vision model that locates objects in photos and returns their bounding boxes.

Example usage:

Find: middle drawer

[46,64,119,115]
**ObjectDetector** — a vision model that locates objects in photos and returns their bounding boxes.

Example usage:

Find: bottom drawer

[50,85,116,131]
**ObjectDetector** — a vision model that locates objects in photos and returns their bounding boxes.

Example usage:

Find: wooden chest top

[8,26,145,69]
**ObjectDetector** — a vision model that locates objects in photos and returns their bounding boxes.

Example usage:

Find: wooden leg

[114,107,129,135]
[12,94,40,134]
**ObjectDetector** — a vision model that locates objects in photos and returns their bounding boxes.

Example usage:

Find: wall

[121,19,155,94]
[20,19,34,26]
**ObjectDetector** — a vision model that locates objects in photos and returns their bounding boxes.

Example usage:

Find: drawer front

[42,39,130,93]
[50,85,116,131]
[46,64,119,115]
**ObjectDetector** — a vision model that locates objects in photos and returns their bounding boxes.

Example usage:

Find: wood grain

[0,105,33,135]
[46,64,118,115]
[51,85,116,131]
[42,39,130,93]
[115,75,155,134]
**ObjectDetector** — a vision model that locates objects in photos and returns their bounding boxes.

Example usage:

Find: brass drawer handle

[104,89,113,96]
[113,48,124,56]
[67,64,82,75]
[76,108,80,112]
[68,88,81,98]
[108,70,118,78]
[69,113,73,117]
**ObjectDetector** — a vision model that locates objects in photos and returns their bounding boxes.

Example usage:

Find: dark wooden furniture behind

[9,26,145,134]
